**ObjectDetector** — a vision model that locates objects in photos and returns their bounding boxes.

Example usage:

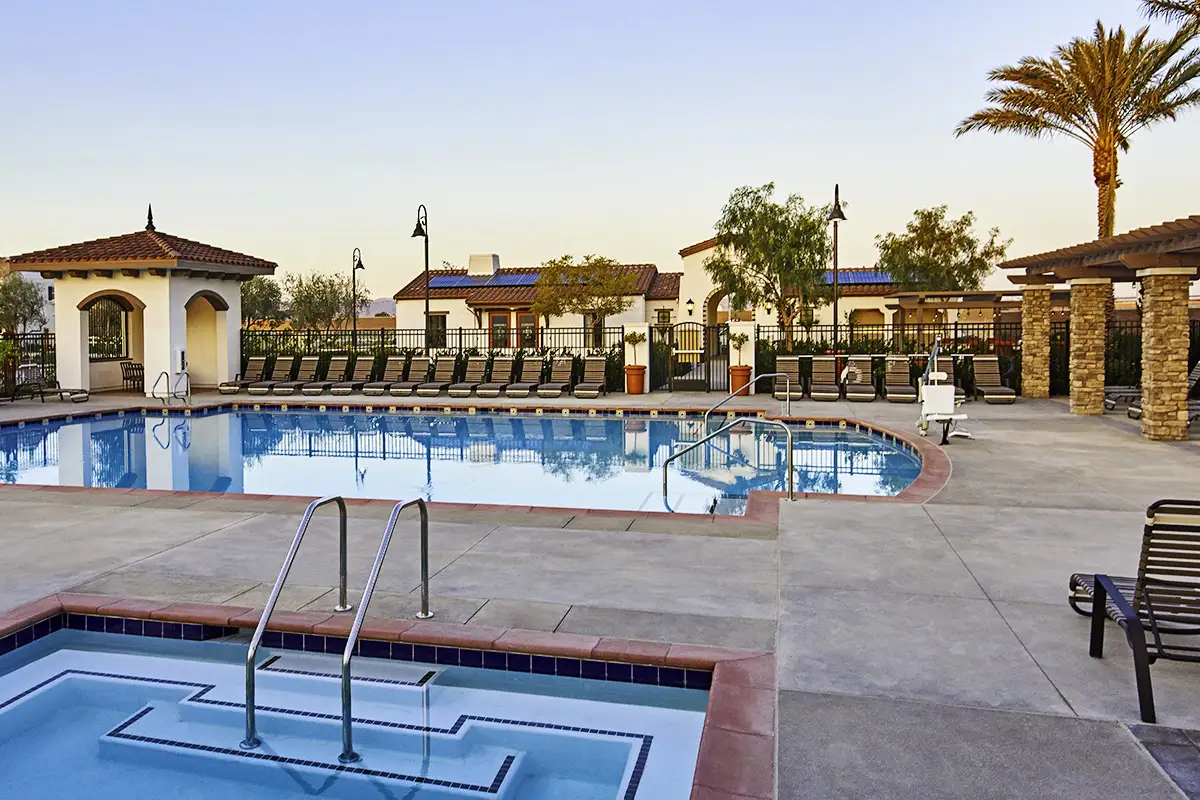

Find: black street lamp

[351,247,365,349]
[827,185,847,351]
[412,205,429,344]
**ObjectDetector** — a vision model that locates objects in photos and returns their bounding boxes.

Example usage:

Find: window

[517,313,538,348]
[87,297,129,361]
[426,314,448,348]
[489,312,510,349]
[47,286,55,302]
[582,313,605,348]
[655,308,672,327]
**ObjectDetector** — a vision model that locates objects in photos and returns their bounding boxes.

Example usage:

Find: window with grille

[87,297,129,361]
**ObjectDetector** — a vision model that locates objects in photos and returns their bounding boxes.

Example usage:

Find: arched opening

[78,291,146,391]
[185,292,222,388]
[704,289,753,326]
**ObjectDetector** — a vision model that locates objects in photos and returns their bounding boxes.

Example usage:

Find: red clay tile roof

[679,237,719,258]
[647,271,681,300]
[466,286,539,306]
[395,264,661,303]
[8,229,277,271]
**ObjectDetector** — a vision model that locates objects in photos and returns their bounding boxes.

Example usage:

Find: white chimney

[468,254,500,276]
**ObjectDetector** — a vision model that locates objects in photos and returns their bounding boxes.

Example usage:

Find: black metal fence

[1048,319,1200,396]
[2,332,56,394]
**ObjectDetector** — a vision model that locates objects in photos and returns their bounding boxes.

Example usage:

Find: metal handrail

[174,370,192,406]
[151,370,191,406]
[340,498,432,763]
[663,417,794,509]
[241,495,353,750]
[703,373,792,428]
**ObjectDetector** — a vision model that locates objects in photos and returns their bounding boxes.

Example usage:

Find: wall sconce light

[765,300,773,317]
[685,298,695,316]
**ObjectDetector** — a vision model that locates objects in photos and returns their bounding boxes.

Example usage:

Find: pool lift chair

[918,338,972,446]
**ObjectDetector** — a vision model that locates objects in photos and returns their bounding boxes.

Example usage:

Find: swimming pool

[0,409,922,513]
[0,630,707,798]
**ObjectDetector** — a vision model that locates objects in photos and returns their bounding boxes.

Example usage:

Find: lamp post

[412,205,429,346]
[827,184,847,352]
[351,248,365,350]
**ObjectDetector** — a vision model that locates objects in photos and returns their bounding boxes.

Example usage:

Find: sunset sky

[2,0,1196,296]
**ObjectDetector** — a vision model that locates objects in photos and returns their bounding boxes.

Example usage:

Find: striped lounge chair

[844,356,876,402]
[476,357,515,398]
[934,357,966,401]
[389,356,431,397]
[536,357,575,398]
[362,355,407,396]
[972,356,1016,404]
[330,357,376,396]
[219,356,267,395]
[416,357,457,397]
[884,355,917,403]
[247,356,298,396]
[270,356,321,396]
[573,356,607,399]
[448,356,488,398]
[301,355,351,396]
[1068,499,1200,723]
[773,356,803,401]
[809,356,841,401]
[505,358,545,398]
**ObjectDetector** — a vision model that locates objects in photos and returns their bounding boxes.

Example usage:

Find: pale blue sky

[2,0,1196,296]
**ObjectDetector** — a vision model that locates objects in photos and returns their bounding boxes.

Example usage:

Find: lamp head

[827,183,847,222]
[411,220,426,238]
[685,298,695,316]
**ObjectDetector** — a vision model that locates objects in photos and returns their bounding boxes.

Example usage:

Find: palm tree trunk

[1093,143,1119,324]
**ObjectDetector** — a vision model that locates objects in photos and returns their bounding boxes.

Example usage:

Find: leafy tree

[703,183,831,347]
[283,273,371,330]
[875,207,1010,292]
[956,21,1200,239]
[240,276,284,328]
[1143,0,1200,24]
[0,273,47,333]
[530,254,638,325]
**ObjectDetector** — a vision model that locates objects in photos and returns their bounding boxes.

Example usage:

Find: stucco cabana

[7,209,276,395]
[1002,215,1199,441]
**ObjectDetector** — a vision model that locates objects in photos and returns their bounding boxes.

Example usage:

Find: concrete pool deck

[1,390,1199,797]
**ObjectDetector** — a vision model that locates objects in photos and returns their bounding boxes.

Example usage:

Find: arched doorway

[185,291,228,388]
[76,289,146,391]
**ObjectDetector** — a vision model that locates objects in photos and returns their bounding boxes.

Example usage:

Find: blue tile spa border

[0,613,713,692]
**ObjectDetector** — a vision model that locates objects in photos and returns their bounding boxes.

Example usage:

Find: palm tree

[956,21,1200,239]
[1144,0,1200,24]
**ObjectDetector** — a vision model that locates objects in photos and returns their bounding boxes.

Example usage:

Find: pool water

[0,633,707,799]
[0,410,921,513]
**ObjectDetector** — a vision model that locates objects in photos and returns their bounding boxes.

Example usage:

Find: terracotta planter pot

[729,365,753,396]
[624,364,647,395]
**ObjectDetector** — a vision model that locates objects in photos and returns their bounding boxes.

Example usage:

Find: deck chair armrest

[1095,574,1141,627]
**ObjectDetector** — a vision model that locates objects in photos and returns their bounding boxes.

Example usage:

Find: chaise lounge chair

[1127,362,1200,420]
[389,356,431,397]
[934,356,966,401]
[362,355,408,396]
[972,355,1016,404]
[476,357,514,398]
[773,356,804,401]
[810,356,841,401]
[330,357,376,396]
[247,356,298,396]
[536,357,575,398]
[573,355,608,399]
[301,355,351,396]
[884,355,917,403]
[270,356,321,396]
[844,356,877,402]
[218,356,267,395]
[416,357,457,397]
[448,356,488,398]
[505,358,544,398]
[1067,498,1200,723]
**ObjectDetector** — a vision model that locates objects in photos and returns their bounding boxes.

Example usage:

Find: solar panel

[485,273,540,287]
[428,275,478,288]
[823,270,891,285]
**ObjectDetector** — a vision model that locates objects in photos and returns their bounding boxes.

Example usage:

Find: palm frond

[1142,0,1200,24]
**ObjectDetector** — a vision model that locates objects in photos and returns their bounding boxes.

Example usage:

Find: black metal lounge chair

[536,357,575,398]
[810,356,840,401]
[773,356,804,401]
[505,358,544,398]
[448,356,488,398]
[573,356,607,399]
[416,357,457,397]
[844,356,876,402]
[270,356,321,396]
[247,356,298,396]
[219,356,267,395]
[884,355,917,403]
[476,357,514,398]
[389,356,431,397]
[330,357,375,396]
[1068,499,1200,723]
[1127,362,1200,420]
[362,356,407,396]
[300,355,351,396]
[972,355,1016,404]
[934,356,966,401]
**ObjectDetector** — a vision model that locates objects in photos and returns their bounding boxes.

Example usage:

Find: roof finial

[146,204,155,232]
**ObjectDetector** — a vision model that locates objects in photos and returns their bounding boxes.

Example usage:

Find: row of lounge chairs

[771,354,1015,404]
[218,354,610,400]
[1115,361,1200,422]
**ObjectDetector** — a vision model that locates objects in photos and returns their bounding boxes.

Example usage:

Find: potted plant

[623,331,647,394]
[728,332,752,396]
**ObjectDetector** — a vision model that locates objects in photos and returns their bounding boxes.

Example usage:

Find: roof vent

[468,254,500,276]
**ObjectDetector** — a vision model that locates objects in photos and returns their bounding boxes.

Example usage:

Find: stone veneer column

[1068,278,1111,415]
[1138,269,1194,441]
[1020,286,1052,398]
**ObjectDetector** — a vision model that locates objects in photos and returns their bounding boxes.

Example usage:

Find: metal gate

[648,323,728,392]
[1049,320,1070,396]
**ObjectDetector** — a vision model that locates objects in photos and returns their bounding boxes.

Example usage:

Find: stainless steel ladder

[662,416,795,511]
[241,495,354,750]
[151,370,192,406]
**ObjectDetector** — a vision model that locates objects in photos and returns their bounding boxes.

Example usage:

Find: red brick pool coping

[0,593,776,799]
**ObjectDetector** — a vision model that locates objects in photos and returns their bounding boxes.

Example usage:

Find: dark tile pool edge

[0,594,776,799]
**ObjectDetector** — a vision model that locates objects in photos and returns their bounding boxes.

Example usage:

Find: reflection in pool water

[0,411,921,515]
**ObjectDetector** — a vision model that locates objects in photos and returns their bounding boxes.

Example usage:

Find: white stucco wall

[678,249,720,324]
[395,298,478,330]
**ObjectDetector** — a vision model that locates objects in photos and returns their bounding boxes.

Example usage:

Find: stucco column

[1020,286,1052,398]
[1068,278,1110,415]
[1138,269,1194,441]
[55,305,90,392]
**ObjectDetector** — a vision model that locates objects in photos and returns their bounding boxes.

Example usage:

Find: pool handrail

[340,497,432,763]
[703,373,791,429]
[241,495,353,750]
[663,417,794,508]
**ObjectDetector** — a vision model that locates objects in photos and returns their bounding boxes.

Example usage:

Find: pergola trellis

[1002,215,1200,441]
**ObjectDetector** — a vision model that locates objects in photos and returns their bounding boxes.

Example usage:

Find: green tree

[240,276,284,328]
[1143,0,1200,24]
[0,274,47,333]
[875,207,1010,292]
[530,254,638,325]
[283,273,371,330]
[956,21,1200,239]
[703,183,831,347]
